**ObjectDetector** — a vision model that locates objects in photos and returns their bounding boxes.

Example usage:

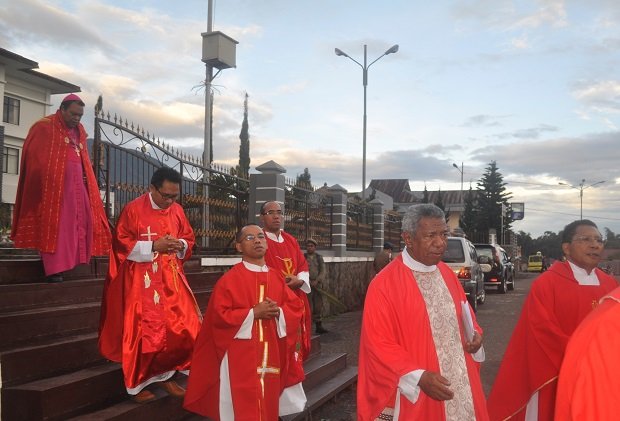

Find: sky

[1,0,619,238]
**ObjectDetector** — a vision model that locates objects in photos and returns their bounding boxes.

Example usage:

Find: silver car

[441,237,488,312]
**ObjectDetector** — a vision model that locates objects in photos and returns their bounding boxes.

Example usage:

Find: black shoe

[315,325,328,334]
[46,274,64,283]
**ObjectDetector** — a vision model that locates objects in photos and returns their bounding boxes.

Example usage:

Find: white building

[0,48,79,226]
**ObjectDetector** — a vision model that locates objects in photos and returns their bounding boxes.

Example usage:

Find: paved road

[311,271,537,420]
[477,271,536,394]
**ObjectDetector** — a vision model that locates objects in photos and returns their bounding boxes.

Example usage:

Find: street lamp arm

[584,180,605,190]
[367,44,399,69]
[334,48,363,68]
[558,182,580,190]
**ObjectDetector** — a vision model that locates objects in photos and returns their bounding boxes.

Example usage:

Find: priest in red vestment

[487,220,618,421]
[184,224,304,420]
[358,204,489,421]
[555,285,620,420]
[259,201,311,414]
[11,94,111,282]
[98,167,202,403]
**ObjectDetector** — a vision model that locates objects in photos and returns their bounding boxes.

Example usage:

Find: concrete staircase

[0,250,356,420]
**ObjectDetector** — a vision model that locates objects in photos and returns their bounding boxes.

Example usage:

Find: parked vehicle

[442,237,487,311]
[474,243,515,293]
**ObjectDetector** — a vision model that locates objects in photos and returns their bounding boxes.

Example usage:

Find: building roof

[0,48,80,94]
[368,179,416,203]
[367,178,467,212]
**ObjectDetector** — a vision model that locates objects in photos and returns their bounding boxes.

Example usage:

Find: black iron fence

[284,182,333,249]
[346,201,373,251]
[384,210,403,251]
[93,111,248,253]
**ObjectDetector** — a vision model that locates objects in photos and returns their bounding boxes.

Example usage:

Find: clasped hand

[253,298,280,319]
[153,235,184,254]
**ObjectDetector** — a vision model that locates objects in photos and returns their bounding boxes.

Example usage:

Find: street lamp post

[335,44,399,201]
[558,178,606,219]
[452,162,464,204]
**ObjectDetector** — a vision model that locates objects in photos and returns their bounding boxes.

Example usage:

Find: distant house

[364,178,465,233]
[0,48,79,225]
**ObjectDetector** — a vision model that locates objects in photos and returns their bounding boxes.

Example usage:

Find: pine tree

[238,92,250,177]
[460,187,478,239]
[422,184,429,203]
[475,161,513,243]
[435,188,445,211]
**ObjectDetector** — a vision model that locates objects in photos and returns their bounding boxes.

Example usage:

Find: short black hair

[561,219,598,243]
[235,224,261,242]
[150,167,181,188]
[259,201,281,215]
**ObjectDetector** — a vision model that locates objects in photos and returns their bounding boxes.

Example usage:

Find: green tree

[460,187,477,238]
[475,161,513,243]
[531,230,562,260]
[435,188,445,212]
[604,227,620,248]
[238,92,250,178]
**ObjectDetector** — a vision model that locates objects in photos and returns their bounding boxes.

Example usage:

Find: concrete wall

[201,254,378,317]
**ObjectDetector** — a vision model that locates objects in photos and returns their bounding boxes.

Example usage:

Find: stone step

[0,332,103,387]
[64,351,349,421]
[0,285,214,350]
[0,255,211,286]
[282,366,358,421]
[0,279,104,313]
[301,352,348,391]
[0,271,219,314]
[1,362,125,421]
[307,335,321,360]
[0,302,101,350]
[66,375,191,421]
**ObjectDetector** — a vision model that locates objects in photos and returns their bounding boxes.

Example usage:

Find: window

[3,96,20,125]
[2,147,19,174]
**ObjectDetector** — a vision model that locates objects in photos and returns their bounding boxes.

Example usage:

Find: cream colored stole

[415,269,475,420]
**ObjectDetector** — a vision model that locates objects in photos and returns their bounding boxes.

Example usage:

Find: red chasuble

[11,110,110,255]
[487,261,618,421]
[98,194,201,389]
[184,263,303,420]
[555,286,620,421]
[357,256,488,421]
[263,230,311,386]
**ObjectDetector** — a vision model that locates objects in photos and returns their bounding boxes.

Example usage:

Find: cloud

[462,114,507,127]
[572,80,620,114]
[471,131,620,183]
[0,0,112,51]
[451,0,567,30]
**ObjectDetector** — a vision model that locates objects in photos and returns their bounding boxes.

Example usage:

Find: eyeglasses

[156,187,179,201]
[419,231,450,241]
[242,233,266,241]
[572,235,605,245]
[262,210,283,216]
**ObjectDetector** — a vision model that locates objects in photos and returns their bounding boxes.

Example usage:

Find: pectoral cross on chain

[140,226,158,241]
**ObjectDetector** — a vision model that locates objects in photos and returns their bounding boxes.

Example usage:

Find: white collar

[401,247,437,273]
[265,230,284,243]
[567,260,600,285]
[242,260,269,272]
[148,192,162,210]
